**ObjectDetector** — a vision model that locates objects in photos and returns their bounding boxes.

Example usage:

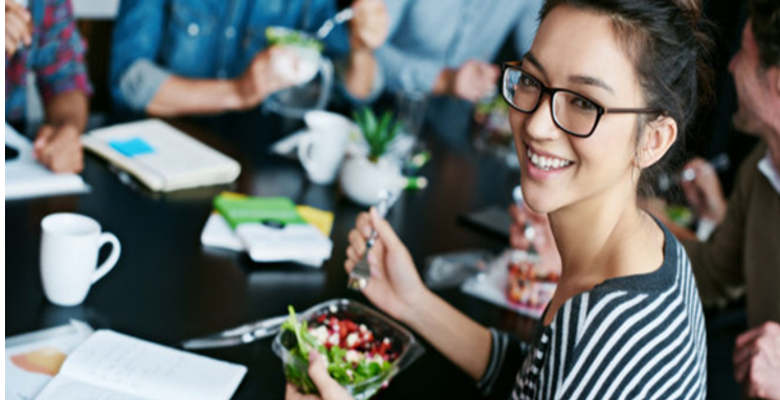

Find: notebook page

[49,330,246,400]
[35,376,147,400]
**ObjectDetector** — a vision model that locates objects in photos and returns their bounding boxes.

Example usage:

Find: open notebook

[34,330,246,400]
[82,120,241,192]
[5,123,89,200]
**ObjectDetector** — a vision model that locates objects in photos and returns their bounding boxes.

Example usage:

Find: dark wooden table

[6,109,539,399]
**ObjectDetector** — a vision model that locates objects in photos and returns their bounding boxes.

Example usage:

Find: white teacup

[40,213,121,306]
[298,128,349,185]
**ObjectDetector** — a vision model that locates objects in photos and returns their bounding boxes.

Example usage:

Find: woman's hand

[344,208,429,323]
[5,0,32,57]
[285,352,353,400]
[680,157,727,224]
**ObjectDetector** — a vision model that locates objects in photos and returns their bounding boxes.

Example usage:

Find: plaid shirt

[5,0,92,122]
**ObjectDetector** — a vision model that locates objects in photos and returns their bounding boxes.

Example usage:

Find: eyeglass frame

[500,62,664,138]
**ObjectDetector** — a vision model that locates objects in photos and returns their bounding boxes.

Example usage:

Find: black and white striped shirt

[477,222,708,399]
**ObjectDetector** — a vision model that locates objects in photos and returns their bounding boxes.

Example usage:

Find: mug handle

[92,232,121,284]
[297,133,317,175]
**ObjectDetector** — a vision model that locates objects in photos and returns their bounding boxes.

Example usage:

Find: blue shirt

[109,0,353,112]
[377,0,543,94]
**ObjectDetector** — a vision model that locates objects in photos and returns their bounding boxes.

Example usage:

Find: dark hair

[750,0,780,69]
[539,0,714,194]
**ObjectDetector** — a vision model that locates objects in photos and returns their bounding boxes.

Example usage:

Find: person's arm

[110,0,241,116]
[110,0,291,116]
[345,210,521,384]
[33,90,88,173]
[31,0,91,173]
[683,148,761,308]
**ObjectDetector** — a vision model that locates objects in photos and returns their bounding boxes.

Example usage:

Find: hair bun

[675,0,704,26]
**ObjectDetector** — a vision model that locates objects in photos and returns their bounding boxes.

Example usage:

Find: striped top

[477,222,707,399]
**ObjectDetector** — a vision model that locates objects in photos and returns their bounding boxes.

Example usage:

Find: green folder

[214,195,306,230]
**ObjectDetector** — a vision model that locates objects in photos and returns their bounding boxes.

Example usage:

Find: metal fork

[316,8,355,40]
[347,190,392,291]
[512,186,541,263]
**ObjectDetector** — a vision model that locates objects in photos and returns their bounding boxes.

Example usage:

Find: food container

[272,299,425,400]
[506,250,558,308]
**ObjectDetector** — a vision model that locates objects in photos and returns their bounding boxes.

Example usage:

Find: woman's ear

[637,115,678,169]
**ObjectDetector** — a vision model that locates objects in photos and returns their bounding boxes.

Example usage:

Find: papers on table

[5,123,90,200]
[82,119,241,192]
[5,320,94,400]
[201,193,334,267]
[6,322,247,400]
[35,330,246,400]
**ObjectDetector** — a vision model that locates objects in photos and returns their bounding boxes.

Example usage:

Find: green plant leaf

[363,108,377,141]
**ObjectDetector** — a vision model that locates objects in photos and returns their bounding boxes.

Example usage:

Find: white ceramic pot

[339,156,402,206]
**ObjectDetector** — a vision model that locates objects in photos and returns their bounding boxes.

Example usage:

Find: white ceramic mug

[40,213,121,306]
[298,128,349,185]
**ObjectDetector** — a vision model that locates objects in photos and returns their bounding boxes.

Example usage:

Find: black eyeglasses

[501,62,663,138]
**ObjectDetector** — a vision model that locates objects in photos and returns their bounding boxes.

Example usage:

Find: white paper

[5,123,89,200]
[237,222,332,264]
[5,321,94,400]
[201,213,326,267]
[36,330,247,400]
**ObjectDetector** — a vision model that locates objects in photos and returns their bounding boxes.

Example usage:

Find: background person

[109,0,388,117]
[376,0,543,103]
[5,0,91,173]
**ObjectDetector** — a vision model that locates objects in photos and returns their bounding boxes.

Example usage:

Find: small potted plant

[340,107,404,206]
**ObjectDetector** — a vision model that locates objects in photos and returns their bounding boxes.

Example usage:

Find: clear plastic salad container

[272,299,425,400]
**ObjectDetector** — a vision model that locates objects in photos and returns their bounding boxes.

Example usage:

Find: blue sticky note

[109,138,155,157]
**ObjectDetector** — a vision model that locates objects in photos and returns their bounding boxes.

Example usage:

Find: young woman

[287,0,711,398]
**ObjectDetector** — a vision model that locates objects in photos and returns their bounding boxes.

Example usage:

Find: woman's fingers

[348,229,366,256]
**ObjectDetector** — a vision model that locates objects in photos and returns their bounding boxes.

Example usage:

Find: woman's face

[511,6,647,215]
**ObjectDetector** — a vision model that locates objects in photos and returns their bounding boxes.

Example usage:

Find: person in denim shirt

[5,0,92,173]
[109,0,388,116]
[377,0,543,102]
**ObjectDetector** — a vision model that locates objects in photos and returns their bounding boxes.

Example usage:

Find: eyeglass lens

[502,68,599,136]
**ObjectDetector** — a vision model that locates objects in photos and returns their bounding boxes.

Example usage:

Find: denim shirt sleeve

[512,0,543,56]
[109,0,171,112]
[374,0,444,94]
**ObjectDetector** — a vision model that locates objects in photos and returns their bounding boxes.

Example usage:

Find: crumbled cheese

[359,324,368,333]
[345,350,362,363]
[328,333,340,346]
[310,326,329,344]
[346,332,359,348]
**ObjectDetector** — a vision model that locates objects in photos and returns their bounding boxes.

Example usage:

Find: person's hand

[680,157,727,224]
[442,60,500,102]
[5,0,32,57]
[349,0,389,50]
[508,204,562,275]
[285,351,353,400]
[345,208,428,323]
[233,47,296,110]
[733,321,780,399]
[33,124,84,173]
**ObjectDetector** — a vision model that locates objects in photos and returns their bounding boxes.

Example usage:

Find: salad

[280,305,397,395]
[266,27,324,53]
[506,251,559,308]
